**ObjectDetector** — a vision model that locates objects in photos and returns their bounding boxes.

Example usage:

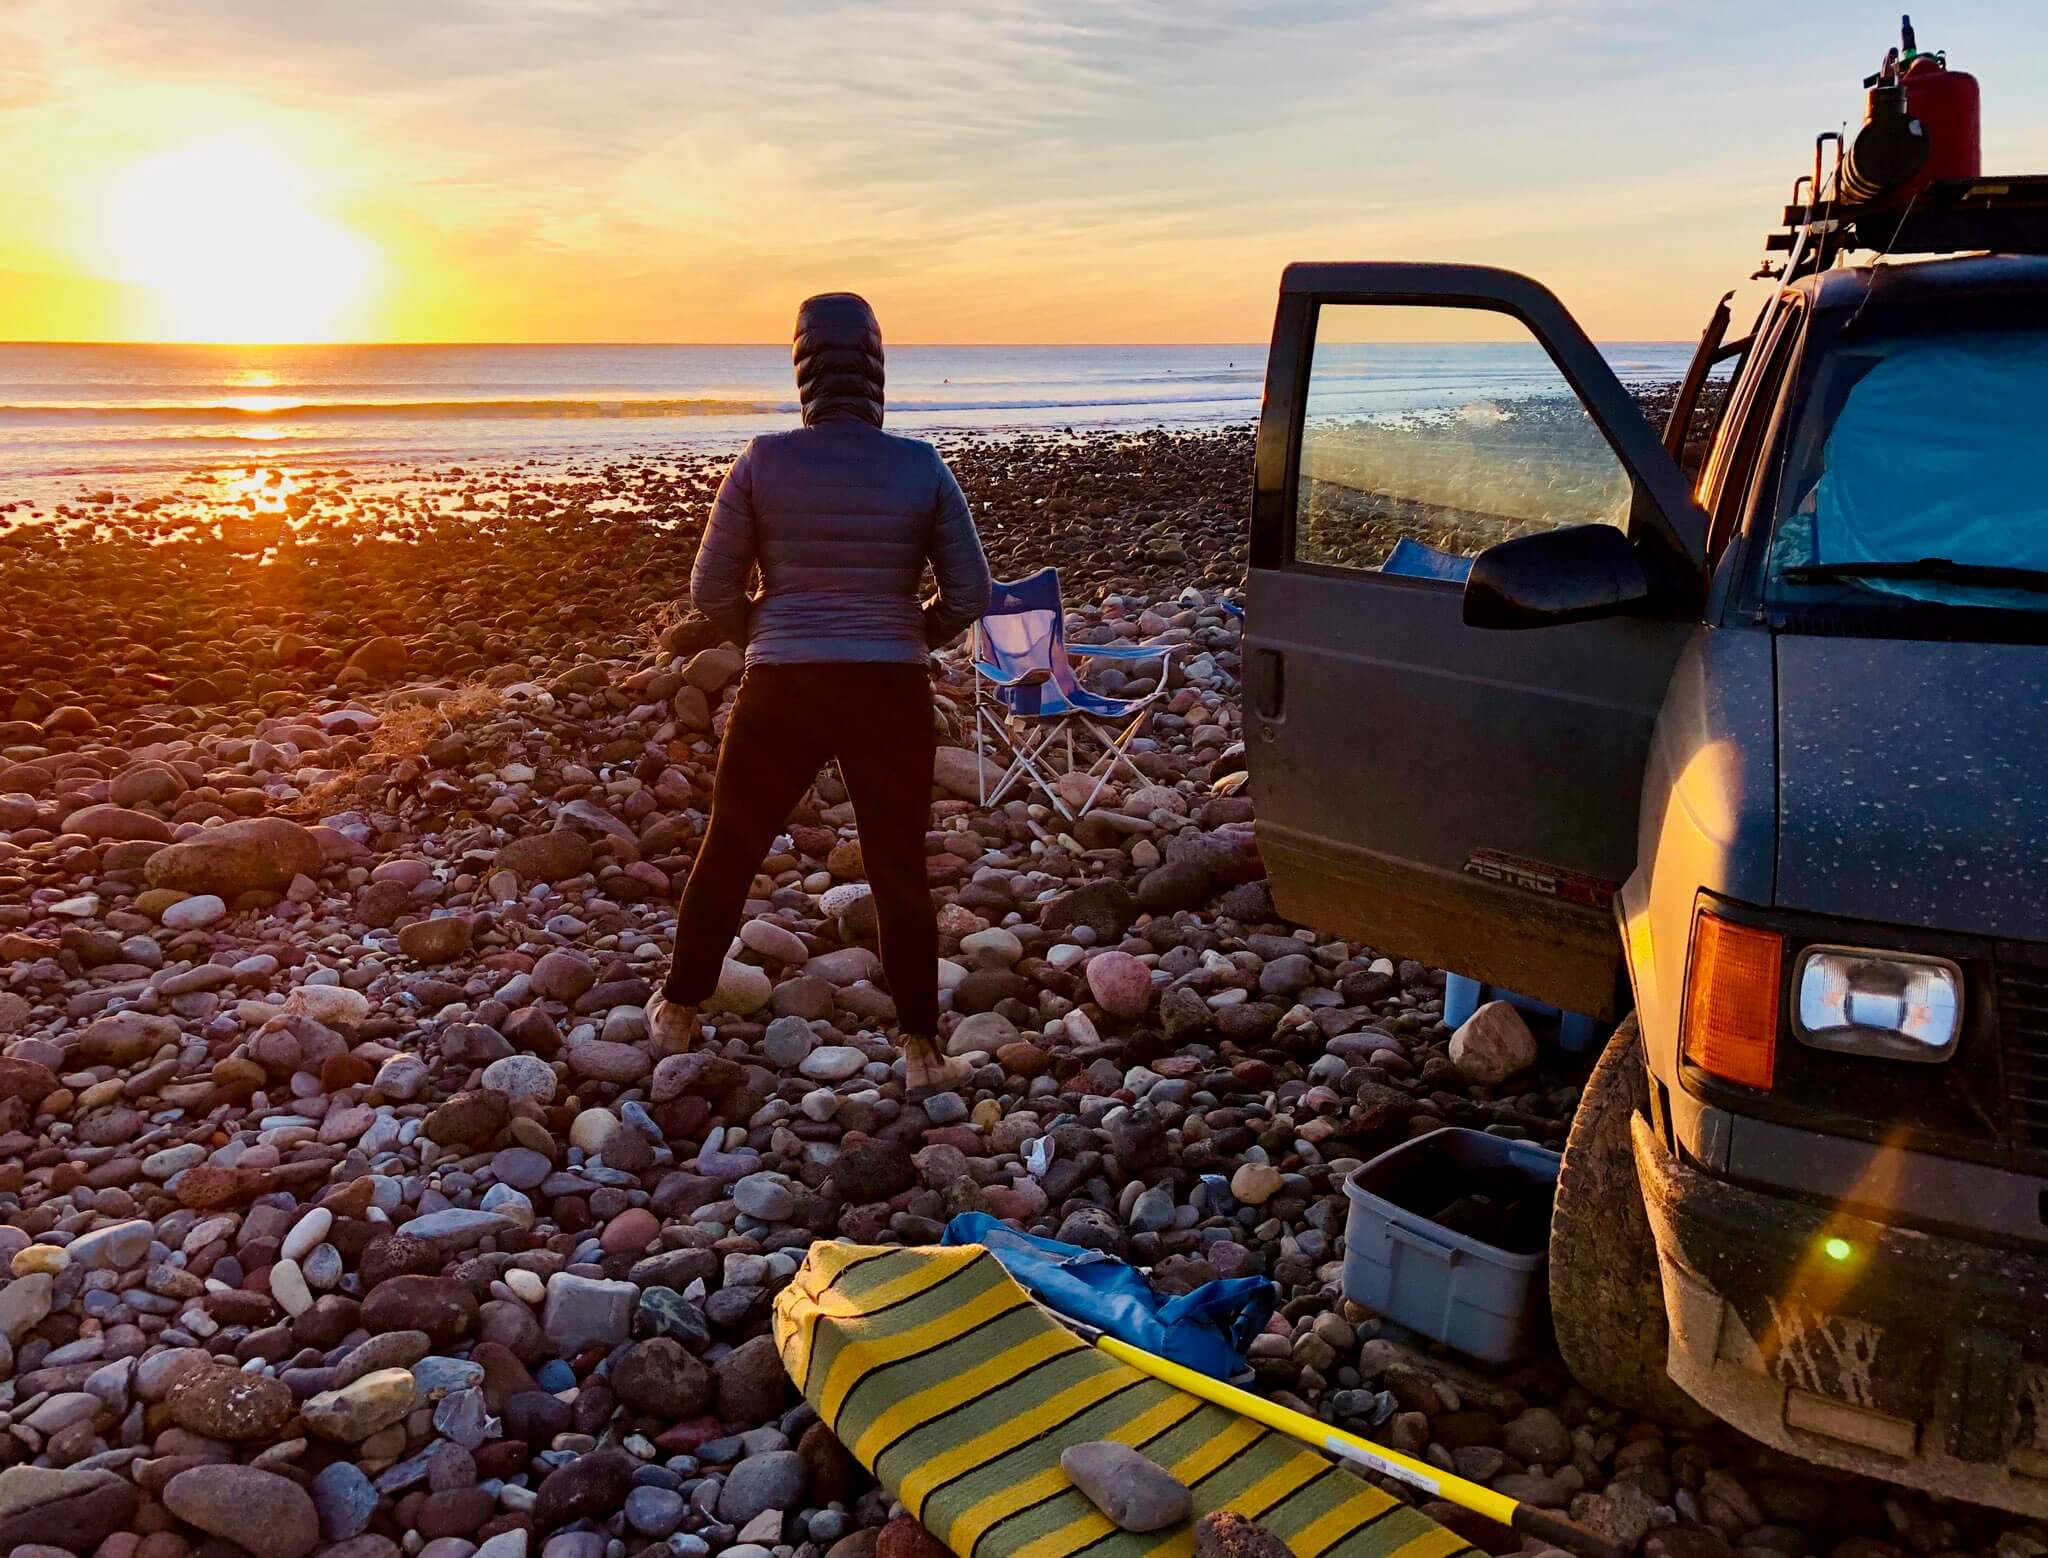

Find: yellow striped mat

[771,1241,1475,1558]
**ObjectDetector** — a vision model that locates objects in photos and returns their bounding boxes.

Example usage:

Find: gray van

[1245,234,2048,1514]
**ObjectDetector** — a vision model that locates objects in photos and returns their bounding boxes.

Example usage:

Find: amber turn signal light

[1683,912,1782,1090]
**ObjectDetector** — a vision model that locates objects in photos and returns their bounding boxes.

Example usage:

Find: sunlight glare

[98,137,377,343]
[221,467,300,513]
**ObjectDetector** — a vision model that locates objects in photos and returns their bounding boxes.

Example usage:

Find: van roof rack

[1765,172,2048,275]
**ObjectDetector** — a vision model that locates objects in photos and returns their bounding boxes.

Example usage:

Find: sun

[98,136,378,343]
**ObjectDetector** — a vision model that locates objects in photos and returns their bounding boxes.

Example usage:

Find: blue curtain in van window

[1814,332,2048,604]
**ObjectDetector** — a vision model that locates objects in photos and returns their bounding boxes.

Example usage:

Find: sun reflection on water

[219,466,301,514]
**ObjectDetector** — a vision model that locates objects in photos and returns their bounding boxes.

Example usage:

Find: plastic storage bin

[1442,971,1600,1053]
[1341,1127,1561,1364]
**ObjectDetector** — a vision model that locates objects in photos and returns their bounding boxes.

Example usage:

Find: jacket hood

[793,293,884,427]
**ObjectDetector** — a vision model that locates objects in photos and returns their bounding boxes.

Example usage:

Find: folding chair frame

[975,693,1159,821]
[968,567,1185,822]
[976,661,1185,821]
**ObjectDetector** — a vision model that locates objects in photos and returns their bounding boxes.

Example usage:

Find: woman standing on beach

[646,292,992,1096]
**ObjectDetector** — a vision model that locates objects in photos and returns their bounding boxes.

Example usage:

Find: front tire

[1549,1014,1709,1424]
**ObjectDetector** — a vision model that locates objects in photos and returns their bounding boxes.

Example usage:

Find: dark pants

[662,662,939,1038]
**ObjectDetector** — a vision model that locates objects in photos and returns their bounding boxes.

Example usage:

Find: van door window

[1291,304,1632,578]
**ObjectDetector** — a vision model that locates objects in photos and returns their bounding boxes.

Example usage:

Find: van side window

[1290,304,1631,578]
[1700,301,1803,557]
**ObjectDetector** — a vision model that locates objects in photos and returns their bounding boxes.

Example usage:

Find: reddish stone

[877,1515,951,1558]
[981,1185,1042,1222]
[417,1486,495,1539]
[360,1274,478,1345]
[474,1439,532,1480]
[204,1288,279,1326]
[599,1207,659,1254]
[800,1419,867,1505]
[653,1416,729,1454]
[0,1057,60,1107]
[652,1095,711,1142]
[320,1053,377,1091]
[995,1042,1050,1078]
[176,1163,271,1209]
[319,1177,379,1219]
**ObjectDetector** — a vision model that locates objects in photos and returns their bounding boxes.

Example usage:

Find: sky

[5,0,2048,345]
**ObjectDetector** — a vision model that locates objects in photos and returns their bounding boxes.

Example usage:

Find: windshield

[1767,321,2048,614]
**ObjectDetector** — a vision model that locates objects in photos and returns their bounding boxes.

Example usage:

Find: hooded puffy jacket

[689,293,993,665]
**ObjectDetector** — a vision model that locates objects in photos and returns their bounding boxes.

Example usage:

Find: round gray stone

[311,1460,377,1542]
[716,1449,807,1525]
[626,1484,688,1537]
[1060,1440,1191,1532]
[491,1146,553,1190]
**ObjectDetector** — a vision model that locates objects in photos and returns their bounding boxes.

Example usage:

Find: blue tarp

[942,1212,1276,1378]
[1382,536,1475,583]
[1806,331,2048,608]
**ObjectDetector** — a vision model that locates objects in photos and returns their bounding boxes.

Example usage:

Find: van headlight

[1793,946,1962,1062]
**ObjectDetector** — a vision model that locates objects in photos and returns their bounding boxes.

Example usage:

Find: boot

[902,1034,971,1099]
[647,993,699,1054]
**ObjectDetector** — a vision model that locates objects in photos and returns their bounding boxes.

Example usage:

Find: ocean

[0,341,1697,507]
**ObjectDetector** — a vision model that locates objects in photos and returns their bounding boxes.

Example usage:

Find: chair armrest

[975,659,1052,686]
[1065,639,1184,661]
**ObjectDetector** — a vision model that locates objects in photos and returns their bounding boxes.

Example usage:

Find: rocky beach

[0,421,2035,1558]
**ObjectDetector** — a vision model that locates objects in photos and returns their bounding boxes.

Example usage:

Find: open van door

[1245,264,1708,1017]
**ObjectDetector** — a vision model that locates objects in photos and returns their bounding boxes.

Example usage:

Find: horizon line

[2,338,1271,349]
[0,337,1694,350]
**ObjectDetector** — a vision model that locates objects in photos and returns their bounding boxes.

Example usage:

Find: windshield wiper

[1782,557,2048,595]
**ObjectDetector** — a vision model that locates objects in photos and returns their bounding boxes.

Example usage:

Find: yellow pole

[1092,1335,1622,1558]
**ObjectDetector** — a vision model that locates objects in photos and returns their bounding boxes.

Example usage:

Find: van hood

[1775,635,2048,941]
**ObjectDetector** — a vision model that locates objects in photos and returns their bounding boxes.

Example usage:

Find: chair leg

[1075,711,1153,815]
[1024,719,1079,820]
[978,710,1030,807]
[983,717,1068,816]
[975,681,989,806]
[1007,741,1075,821]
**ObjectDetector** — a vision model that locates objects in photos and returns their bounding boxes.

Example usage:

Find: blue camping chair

[972,568,1181,819]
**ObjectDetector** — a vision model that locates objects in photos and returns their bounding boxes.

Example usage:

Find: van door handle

[1248,648,1285,721]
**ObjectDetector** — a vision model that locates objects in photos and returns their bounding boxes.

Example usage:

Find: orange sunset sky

[6,1,2048,345]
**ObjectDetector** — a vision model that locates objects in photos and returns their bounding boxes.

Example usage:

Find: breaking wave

[0,387,1260,423]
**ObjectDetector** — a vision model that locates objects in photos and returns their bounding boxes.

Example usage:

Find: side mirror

[1462,524,1653,630]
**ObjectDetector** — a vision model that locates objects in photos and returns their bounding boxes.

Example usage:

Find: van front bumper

[1631,1116,2048,1517]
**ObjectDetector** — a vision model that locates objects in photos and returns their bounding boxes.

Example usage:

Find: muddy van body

[1246,249,2048,1513]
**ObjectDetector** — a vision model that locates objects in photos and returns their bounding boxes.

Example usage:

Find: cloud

[0,62,50,113]
[11,0,2048,340]
[0,7,56,112]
